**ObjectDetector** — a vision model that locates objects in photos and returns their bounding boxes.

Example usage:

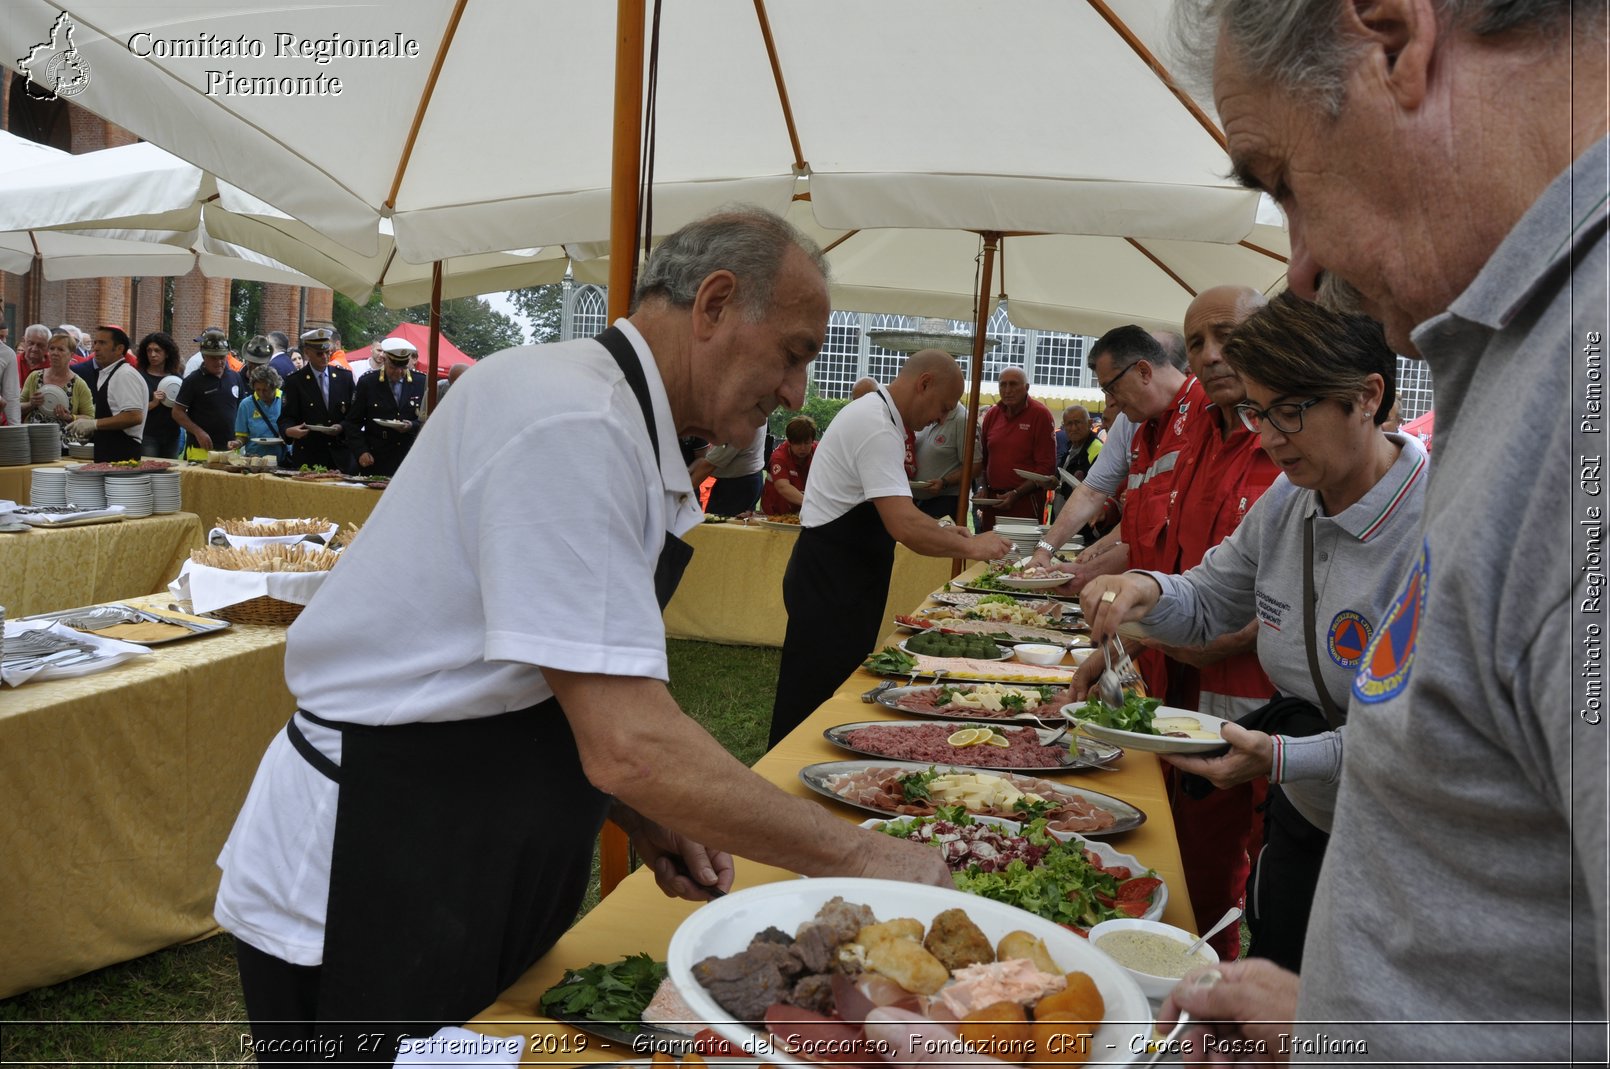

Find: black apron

[288,326,691,1045]
[91,361,142,462]
[769,394,900,748]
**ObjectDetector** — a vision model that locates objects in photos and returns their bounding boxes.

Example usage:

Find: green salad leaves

[539,953,666,1032]
[1075,691,1162,734]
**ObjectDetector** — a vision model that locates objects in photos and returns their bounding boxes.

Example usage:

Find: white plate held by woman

[1067,704,1233,754]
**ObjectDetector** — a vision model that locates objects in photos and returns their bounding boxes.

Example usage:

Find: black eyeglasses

[1097,362,1140,396]
[1236,396,1326,434]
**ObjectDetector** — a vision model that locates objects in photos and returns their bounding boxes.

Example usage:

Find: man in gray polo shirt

[1164,3,1606,1064]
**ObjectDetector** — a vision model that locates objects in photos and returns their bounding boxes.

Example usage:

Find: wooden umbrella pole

[954,232,999,576]
[600,0,648,897]
[426,261,442,416]
[607,0,647,323]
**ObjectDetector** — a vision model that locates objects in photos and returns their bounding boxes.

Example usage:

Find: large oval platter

[800,758,1145,836]
[825,719,1096,773]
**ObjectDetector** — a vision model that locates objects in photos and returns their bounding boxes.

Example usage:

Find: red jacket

[1122,376,1206,572]
[1164,404,1281,700]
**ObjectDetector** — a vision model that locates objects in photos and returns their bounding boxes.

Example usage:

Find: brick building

[1,74,331,348]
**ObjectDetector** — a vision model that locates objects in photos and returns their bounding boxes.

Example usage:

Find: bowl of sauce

[1088,918,1220,1000]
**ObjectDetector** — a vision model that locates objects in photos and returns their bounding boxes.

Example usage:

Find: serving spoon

[1183,906,1243,958]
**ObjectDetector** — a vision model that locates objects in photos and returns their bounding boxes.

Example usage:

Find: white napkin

[207,517,340,548]
[16,504,127,526]
[391,1028,523,1068]
[2,620,152,687]
[173,559,331,614]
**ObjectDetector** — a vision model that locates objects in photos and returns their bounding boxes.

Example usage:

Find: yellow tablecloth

[0,595,293,998]
[664,521,955,647]
[0,512,203,617]
[0,458,71,504]
[176,467,384,533]
[471,571,1194,1056]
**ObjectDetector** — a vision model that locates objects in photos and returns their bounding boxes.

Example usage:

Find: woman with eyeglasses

[1079,292,1429,971]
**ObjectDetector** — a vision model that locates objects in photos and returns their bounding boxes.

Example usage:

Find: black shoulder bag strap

[1303,511,1347,730]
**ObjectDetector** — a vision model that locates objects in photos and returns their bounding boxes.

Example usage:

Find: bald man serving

[770,350,1012,745]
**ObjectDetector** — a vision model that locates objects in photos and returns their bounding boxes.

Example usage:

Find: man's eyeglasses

[1097,361,1140,396]
[1235,396,1326,434]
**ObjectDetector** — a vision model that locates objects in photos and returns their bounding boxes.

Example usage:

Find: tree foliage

[508,284,563,344]
[768,382,852,439]
[229,280,264,342]
[329,290,524,359]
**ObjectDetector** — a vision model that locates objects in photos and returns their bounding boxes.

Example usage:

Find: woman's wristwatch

[1036,539,1057,553]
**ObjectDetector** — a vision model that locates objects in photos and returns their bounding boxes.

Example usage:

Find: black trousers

[915,494,959,520]
[1245,786,1330,972]
[236,938,402,1067]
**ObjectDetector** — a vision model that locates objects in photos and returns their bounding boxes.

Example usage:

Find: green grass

[0,640,781,1066]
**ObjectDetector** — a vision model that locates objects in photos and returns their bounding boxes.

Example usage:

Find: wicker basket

[213,595,307,626]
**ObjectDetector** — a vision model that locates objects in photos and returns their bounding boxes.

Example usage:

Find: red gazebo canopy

[344,322,474,379]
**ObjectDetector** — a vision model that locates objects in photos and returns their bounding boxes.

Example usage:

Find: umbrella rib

[1238,238,1289,264]
[752,0,808,172]
[387,0,472,211]
[1083,0,1226,152]
[1125,237,1197,298]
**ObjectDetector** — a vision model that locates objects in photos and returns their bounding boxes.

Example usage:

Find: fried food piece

[858,918,924,944]
[924,908,996,972]
[1027,972,1104,1066]
[857,919,949,995]
[1032,971,1104,1021]
[957,1000,1031,1062]
[997,931,1059,975]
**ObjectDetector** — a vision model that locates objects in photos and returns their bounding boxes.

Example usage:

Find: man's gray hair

[248,364,282,391]
[633,207,828,322]
[23,323,50,342]
[1172,0,1580,113]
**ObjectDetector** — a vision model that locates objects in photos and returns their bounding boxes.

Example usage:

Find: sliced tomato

[1058,923,1090,938]
[1114,898,1149,917]
[1101,865,1133,880]
[1117,876,1162,901]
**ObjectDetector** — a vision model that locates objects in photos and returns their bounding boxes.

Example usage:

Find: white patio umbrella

[0,131,325,288]
[0,138,572,304]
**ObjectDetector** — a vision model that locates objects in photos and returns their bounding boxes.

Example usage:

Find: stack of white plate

[30,467,67,507]
[27,422,62,462]
[149,471,181,514]
[104,473,153,517]
[994,521,1045,557]
[66,469,107,507]
[66,442,95,459]
[0,426,29,466]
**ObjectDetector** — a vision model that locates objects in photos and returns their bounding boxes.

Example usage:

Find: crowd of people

[0,320,431,473]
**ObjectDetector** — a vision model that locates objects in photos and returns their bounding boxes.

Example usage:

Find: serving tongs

[1097,636,1143,709]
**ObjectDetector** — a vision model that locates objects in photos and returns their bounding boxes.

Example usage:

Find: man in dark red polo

[1148,285,1283,961]
[977,367,1055,529]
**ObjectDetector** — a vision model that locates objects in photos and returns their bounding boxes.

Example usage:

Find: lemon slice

[947,728,983,747]
[982,731,1011,747]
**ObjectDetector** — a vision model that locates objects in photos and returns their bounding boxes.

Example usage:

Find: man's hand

[358,452,375,468]
[612,804,733,901]
[921,478,944,493]
[968,531,1014,561]
[284,423,309,440]
[1079,572,1162,645]
[192,429,213,450]
[1160,961,1300,1065]
[851,833,955,887]
[66,417,96,437]
[1161,723,1275,788]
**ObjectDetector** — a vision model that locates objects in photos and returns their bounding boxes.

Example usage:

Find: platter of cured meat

[800,759,1144,836]
[822,720,1117,773]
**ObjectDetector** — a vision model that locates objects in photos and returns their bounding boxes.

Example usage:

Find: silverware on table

[860,680,897,703]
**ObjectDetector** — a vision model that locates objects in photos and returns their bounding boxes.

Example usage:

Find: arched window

[571,285,607,340]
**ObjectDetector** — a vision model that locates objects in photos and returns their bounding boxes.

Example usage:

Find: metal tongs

[1097,635,1143,708]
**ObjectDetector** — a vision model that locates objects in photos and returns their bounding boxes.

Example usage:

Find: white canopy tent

[0,131,323,287]
[0,139,571,304]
